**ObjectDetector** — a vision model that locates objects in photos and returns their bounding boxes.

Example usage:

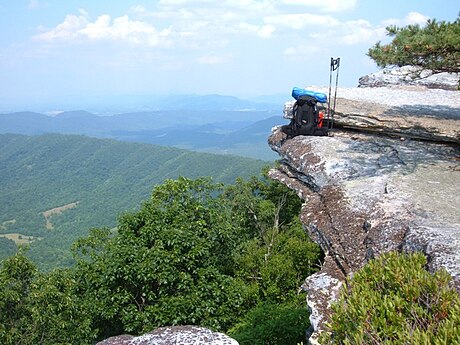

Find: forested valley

[0,133,267,269]
[0,165,324,344]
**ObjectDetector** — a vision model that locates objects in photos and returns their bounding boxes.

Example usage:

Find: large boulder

[97,326,239,345]
[271,86,460,344]
[358,65,459,90]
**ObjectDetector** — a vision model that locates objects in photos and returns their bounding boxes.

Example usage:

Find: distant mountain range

[0,109,279,134]
[0,110,287,161]
[0,93,292,160]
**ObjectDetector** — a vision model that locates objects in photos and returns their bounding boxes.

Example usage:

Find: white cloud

[119,5,242,44]
[404,12,429,25]
[338,19,380,45]
[347,11,429,45]
[34,11,89,41]
[80,15,155,40]
[382,11,429,27]
[34,11,171,47]
[258,24,276,38]
[32,4,429,59]
[282,0,357,12]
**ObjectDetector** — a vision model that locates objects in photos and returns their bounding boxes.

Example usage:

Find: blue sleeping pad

[292,87,327,103]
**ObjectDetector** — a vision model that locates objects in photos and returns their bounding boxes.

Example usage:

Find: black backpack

[293,95,318,129]
[281,95,329,137]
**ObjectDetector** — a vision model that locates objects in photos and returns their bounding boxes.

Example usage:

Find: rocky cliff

[269,86,460,344]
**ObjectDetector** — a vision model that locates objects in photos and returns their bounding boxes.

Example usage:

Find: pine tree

[368,14,460,79]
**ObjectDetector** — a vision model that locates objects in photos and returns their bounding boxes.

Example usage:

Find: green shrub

[322,251,460,344]
[228,301,309,345]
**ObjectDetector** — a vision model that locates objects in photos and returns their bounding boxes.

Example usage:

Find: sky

[0,0,458,111]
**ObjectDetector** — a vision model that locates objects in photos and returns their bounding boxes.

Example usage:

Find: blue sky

[0,0,458,110]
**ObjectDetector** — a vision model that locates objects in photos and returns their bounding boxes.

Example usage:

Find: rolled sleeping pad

[292,86,327,103]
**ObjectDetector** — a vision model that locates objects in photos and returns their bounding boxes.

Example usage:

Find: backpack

[281,95,329,137]
[293,95,317,129]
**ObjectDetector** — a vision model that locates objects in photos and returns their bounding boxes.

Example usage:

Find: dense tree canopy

[72,177,249,336]
[0,173,322,344]
[0,252,95,344]
[368,14,460,75]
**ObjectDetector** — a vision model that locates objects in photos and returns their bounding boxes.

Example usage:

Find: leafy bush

[322,251,460,344]
[0,252,95,345]
[233,219,321,304]
[229,301,310,345]
[0,251,37,344]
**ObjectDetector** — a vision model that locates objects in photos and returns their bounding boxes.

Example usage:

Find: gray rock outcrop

[96,326,238,345]
[270,87,460,344]
[298,86,460,144]
[358,65,460,90]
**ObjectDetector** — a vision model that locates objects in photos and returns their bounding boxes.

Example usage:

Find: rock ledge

[271,86,460,344]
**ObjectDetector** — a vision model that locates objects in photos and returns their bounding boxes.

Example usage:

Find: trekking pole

[332,57,340,128]
[328,57,340,129]
[327,58,334,126]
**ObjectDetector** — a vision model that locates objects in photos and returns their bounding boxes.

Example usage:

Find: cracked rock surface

[271,88,460,344]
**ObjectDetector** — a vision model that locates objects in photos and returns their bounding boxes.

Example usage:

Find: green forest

[0,133,268,269]
[1,136,459,344]
[0,173,323,345]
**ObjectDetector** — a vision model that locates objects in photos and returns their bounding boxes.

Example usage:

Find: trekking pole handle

[330,57,340,71]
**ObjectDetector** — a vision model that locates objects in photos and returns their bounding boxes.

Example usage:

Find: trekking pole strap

[331,57,340,71]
